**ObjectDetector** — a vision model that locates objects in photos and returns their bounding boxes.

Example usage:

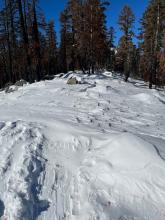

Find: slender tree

[17,0,32,81]
[32,0,42,81]
[118,5,135,81]
[159,32,165,85]
[106,26,116,71]
[59,10,68,73]
[45,20,58,75]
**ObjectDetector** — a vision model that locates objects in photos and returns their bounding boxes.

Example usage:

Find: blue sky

[40,0,149,45]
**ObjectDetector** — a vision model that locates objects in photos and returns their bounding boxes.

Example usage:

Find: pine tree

[59,0,109,74]
[130,45,140,78]
[0,0,23,84]
[140,0,165,88]
[45,20,58,75]
[0,7,8,86]
[159,33,165,85]
[84,0,109,73]
[17,0,32,82]
[118,5,135,81]
[59,10,68,73]
[66,0,80,71]
[59,0,81,73]
[0,0,49,87]
[31,0,42,81]
[106,26,116,71]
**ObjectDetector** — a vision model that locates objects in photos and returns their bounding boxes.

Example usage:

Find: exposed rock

[67,77,78,85]
[15,79,27,87]
[59,73,64,78]
[5,85,18,93]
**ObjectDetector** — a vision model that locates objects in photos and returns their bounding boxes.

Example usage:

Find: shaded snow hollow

[0,72,165,220]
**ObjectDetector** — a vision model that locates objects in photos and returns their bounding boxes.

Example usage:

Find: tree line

[0,0,165,89]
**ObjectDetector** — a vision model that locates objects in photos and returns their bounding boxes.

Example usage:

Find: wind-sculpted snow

[39,129,165,220]
[0,72,164,219]
[0,121,49,220]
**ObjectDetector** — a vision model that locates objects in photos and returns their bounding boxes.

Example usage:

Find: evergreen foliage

[0,0,165,88]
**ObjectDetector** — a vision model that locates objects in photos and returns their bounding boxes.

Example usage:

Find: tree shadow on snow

[0,200,5,218]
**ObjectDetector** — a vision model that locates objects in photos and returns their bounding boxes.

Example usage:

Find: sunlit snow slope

[0,72,165,220]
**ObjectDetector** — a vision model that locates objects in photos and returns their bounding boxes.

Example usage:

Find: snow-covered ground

[0,72,165,220]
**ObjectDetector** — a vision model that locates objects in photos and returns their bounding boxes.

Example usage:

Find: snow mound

[83,133,165,220]
[100,133,164,170]
[132,93,155,104]
[132,92,165,106]
[40,126,165,220]
[102,71,113,77]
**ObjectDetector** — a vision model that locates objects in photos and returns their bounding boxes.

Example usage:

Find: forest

[0,0,165,89]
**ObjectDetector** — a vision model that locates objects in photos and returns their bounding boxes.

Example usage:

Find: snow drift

[0,72,164,220]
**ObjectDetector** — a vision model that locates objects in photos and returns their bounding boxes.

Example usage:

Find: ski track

[0,72,164,219]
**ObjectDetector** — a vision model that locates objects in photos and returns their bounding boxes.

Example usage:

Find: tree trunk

[17,0,32,82]
[5,0,12,82]
[32,0,42,81]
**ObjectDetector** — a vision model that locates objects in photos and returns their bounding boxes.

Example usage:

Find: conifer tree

[140,0,165,88]
[106,26,116,71]
[59,0,109,74]
[31,0,42,81]
[59,10,68,73]
[159,33,165,85]
[17,0,32,81]
[0,0,20,84]
[118,5,135,81]
[0,0,48,87]
[66,0,80,71]
[45,21,58,75]
[84,0,109,73]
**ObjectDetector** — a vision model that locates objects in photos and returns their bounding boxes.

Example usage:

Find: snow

[0,72,165,220]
